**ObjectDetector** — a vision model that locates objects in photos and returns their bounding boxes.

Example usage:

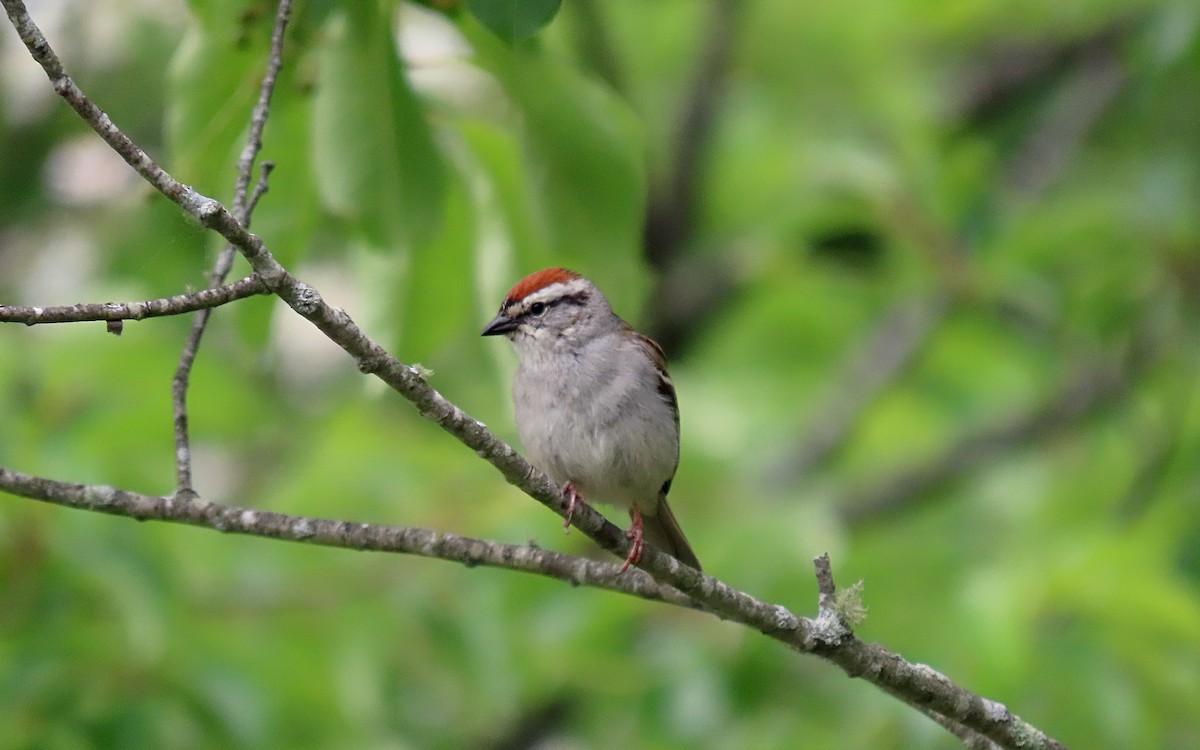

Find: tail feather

[642,497,701,571]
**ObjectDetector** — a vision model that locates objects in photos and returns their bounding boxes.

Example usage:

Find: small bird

[482,268,701,572]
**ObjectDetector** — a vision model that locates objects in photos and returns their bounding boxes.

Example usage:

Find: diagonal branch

[0,275,267,325]
[769,292,951,485]
[0,2,1068,747]
[839,344,1137,526]
[774,24,1130,488]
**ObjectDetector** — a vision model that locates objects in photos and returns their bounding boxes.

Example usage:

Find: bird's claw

[562,482,581,533]
[618,508,644,574]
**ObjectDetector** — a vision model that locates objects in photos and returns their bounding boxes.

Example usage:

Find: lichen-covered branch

[0,461,1065,749]
[0,466,699,610]
[0,275,267,325]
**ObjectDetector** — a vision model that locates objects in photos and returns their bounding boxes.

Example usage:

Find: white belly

[513,342,677,514]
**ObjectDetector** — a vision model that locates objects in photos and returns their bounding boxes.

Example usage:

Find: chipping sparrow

[482,268,701,572]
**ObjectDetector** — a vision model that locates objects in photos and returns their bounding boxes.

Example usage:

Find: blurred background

[2,0,1199,747]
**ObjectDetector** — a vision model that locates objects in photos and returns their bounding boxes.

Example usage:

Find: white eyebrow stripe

[515,278,591,308]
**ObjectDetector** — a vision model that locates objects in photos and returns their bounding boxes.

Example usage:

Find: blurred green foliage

[2,0,1199,748]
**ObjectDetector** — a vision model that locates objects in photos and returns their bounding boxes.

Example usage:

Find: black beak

[481,312,518,336]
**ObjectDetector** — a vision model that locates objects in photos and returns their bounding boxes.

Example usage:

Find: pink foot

[618,508,644,574]
[562,482,583,533]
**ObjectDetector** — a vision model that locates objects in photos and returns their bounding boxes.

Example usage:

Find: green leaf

[466,23,648,302]
[466,0,562,43]
[311,2,446,251]
[392,168,475,364]
[165,16,269,194]
[458,118,554,271]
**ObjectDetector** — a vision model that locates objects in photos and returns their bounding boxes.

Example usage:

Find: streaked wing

[633,330,678,429]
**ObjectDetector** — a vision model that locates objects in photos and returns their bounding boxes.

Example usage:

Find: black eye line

[521,291,588,320]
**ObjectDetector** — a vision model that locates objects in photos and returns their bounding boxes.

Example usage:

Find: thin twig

[232,2,289,224]
[170,0,293,494]
[813,552,839,613]
[170,314,206,492]
[808,553,852,653]
[0,275,267,326]
[999,37,1126,202]
[246,161,276,218]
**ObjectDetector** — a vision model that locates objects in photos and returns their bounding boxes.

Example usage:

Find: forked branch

[170,0,293,494]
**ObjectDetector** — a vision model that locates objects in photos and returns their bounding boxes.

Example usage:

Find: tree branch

[170,0,293,495]
[0,275,268,325]
[811,554,1003,750]
[642,0,741,356]
[231,7,289,226]
[0,466,700,609]
[0,461,1064,749]
[246,160,276,218]
[0,2,1069,746]
[643,0,739,271]
[918,705,1005,750]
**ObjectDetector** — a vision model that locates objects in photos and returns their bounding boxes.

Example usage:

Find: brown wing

[631,329,680,495]
[633,330,679,430]
[630,330,699,569]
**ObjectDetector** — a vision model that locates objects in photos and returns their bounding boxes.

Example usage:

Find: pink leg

[562,482,582,533]
[619,507,644,574]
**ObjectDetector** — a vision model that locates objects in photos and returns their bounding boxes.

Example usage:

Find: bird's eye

[529,302,546,316]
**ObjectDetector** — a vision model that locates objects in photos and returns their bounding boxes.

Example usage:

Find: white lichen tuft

[291,518,315,539]
[835,579,868,626]
[84,484,118,507]
[982,698,1010,722]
